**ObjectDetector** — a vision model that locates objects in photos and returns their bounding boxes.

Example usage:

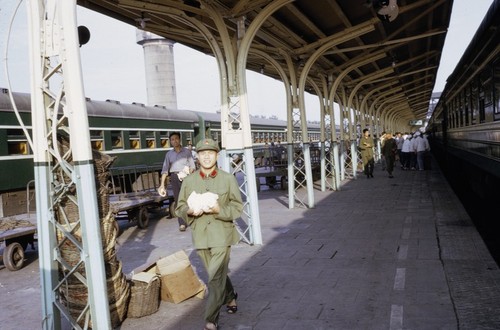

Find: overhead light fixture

[374,0,399,22]
[77,26,90,47]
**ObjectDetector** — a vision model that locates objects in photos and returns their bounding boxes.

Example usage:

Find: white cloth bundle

[177,166,191,181]
[187,191,219,213]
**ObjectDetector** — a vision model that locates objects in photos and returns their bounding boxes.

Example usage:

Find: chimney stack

[136,30,177,109]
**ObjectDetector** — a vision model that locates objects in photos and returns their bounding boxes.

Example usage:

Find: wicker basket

[127,277,161,318]
[65,277,130,329]
[60,260,130,328]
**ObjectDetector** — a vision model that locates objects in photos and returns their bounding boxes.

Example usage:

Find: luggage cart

[0,181,37,271]
[108,164,173,229]
[254,144,322,192]
[0,215,36,271]
[255,166,288,192]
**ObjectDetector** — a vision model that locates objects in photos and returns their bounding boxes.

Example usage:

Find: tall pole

[28,1,111,328]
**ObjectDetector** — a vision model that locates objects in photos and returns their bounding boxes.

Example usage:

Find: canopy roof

[77,0,454,123]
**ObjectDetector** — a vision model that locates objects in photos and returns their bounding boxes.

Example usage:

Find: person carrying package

[158,132,196,232]
[175,138,243,330]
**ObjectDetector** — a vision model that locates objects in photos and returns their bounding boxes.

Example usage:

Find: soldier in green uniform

[359,128,375,178]
[175,138,242,330]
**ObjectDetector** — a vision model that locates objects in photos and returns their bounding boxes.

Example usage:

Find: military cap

[196,138,220,152]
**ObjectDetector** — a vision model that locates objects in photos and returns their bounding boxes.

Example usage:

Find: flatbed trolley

[255,166,288,192]
[108,164,173,229]
[0,214,37,271]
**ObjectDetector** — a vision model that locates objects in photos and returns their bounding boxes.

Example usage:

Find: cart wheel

[3,242,25,271]
[137,207,149,229]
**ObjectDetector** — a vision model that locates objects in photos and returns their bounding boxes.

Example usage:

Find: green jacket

[359,135,374,158]
[175,169,243,249]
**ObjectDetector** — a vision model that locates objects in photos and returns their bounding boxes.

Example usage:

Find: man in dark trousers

[382,132,397,178]
[175,138,242,330]
[158,132,196,231]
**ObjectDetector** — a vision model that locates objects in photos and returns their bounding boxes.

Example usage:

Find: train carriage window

[479,98,486,124]
[462,91,470,126]
[7,129,29,155]
[182,132,193,146]
[457,94,464,127]
[478,76,486,124]
[90,130,103,151]
[448,100,455,128]
[465,85,473,125]
[145,131,155,149]
[129,130,140,149]
[160,131,170,148]
[111,131,123,149]
[493,62,500,115]
[481,67,493,107]
[451,97,457,127]
[211,131,219,141]
[470,80,478,125]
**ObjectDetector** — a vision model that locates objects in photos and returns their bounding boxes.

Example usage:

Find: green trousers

[197,246,236,323]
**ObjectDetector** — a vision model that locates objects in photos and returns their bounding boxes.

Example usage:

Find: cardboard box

[129,250,206,304]
[156,250,206,304]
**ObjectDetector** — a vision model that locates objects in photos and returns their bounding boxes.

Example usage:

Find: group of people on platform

[359,129,430,179]
[153,128,432,329]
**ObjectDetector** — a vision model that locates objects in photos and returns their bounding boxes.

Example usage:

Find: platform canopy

[77,0,453,123]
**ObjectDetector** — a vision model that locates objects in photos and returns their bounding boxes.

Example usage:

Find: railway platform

[1,155,500,329]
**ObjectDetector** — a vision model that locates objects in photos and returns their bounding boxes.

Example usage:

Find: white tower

[136,30,178,109]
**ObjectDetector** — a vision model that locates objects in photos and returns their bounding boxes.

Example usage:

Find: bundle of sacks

[177,166,191,181]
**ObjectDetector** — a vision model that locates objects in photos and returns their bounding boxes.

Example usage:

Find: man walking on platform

[359,128,375,178]
[158,132,196,231]
[382,132,397,178]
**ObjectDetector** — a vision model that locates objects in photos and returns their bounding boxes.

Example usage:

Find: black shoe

[389,175,394,178]
[370,173,374,178]
[226,292,238,314]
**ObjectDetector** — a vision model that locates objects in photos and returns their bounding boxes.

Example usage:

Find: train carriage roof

[85,99,200,122]
[77,0,454,124]
[0,89,199,123]
[193,110,320,130]
[0,89,31,112]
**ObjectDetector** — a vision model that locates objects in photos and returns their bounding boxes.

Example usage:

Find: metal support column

[28,1,111,328]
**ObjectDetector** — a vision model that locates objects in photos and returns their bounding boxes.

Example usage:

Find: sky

[0,0,495,122]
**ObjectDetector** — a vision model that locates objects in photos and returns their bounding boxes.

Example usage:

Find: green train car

[0,89,321,207]
[0,89,202,196]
